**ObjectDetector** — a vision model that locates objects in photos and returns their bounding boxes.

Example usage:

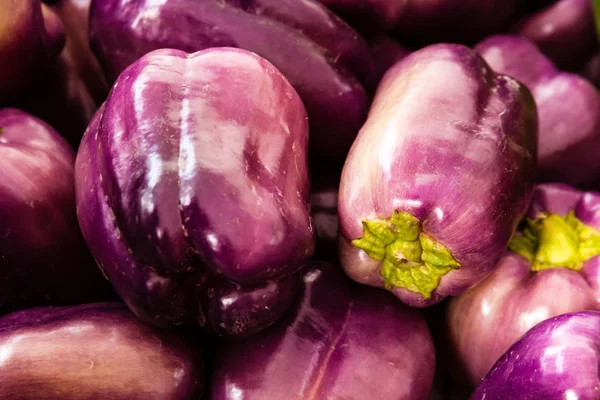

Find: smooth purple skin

[513,0,599,71]
[316,0,407,32]
[50,0,109,105]
[0,303,204,399]
[476,35,600,188]
[89,0,373,171]
[0,1,65,103]
[580,51,600,88]
[210,262,435,400]
[338,44,537,307]
[369,35,412,84]
[75,48,314,330]
[192,270,301,337]
[448,183,600,385]
[471,311,600,400]
[0,108,114,313]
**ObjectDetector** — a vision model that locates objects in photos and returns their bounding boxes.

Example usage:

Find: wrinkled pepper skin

[338,44,537,307]
[476,35,600,188]
[0,109,114,313]
[75,48,314,335]
[89,0,374,171]
[513,0,599,71]
[50,0,109,105]
[448,183,600,385]
[471,311,600,400]
[317,0,520,46]
[0,303,205,399]
[0,0,64,104]
[211,262,435,400]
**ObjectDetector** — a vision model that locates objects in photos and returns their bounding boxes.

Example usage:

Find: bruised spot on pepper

[351,210,460,299]
[509,211,600,272]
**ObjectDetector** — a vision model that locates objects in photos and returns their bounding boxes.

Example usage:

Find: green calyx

[508,211,600,272]
[351,211,460,299]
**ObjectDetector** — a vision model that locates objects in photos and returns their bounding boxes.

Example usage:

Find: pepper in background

[448,184,600,385]
[0,109,115,314]
[75,48,314,337]
[88,0,375,174]
[338,44,537,308]
[476,35,600,188]
[0,303,205,399]
[471,311,600,400]
[211,262,435,400]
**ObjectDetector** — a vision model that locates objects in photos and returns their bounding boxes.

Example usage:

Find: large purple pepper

[471,311,600,400]
[338,44,537,307]
[210,262,436,400]
[88,0,374,172]
[0,108,113,313]
[513,0,599,71]
[476,35,600,188]
[0,0,64,104]
[0,303,205,399]
[448,183,600,384]
[75,48,314,336]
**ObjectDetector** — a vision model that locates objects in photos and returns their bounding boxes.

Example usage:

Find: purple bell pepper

[75,48,314,336]
[471,311,600,400]
[211,262,436,400]
[0,0,65,104]
[50,0,109,105]
[338,44,537,307]
[0,303,205,399]
[476,35,600,188]
[448,183,600,384]
[317,0,521,46]
[0,108,113,312]
[513,0,599,71]
[89,0,374,171]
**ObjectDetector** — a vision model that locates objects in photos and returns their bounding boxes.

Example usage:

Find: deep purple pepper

[88,0,374,172]
[338,44,537,307]
[471,311,600,400]
[513,0,599,71]
[0,0,65,104]
[476,35,600,188]
[211,262,436,400]
[0,303,205,399]
[0,108,114,313]
[75,48,314,336]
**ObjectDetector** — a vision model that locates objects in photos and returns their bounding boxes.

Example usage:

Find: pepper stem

[351,210,460,299]
[508,211,600,272]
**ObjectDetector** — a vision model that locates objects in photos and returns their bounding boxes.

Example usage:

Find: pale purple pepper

[476,35,600,188]
[89,0,374,171]
[448,183,600,384]
[75,48,314,335]
[338,44,537,307]
[211,262,435,400]
[513,0,599,71]
[471,311,600,400]
[0,303,205,399]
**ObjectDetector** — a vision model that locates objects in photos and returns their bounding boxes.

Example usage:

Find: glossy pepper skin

[89,0,374,172]
[0,108,113,313]
[0,303,205,399]
[513,0,599,71]
[75,48,314,335]
[338,44,537,307]
[211,262,436,400]
[448,183,600,385]
[0,0,65,104]
[471,311,600,400]
[476,35,600,188]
